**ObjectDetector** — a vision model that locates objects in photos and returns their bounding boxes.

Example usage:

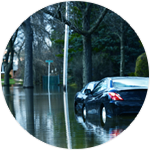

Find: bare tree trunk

[83,35,92,86]
[120,21,125,76]
[4,71,10,86]
[4,29,18,86]
[82,5,92,86]
[23,17,33,88]
[4,38,15,86]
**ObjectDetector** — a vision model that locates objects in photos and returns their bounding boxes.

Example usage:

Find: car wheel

[101,105,107,125]
[82,105,86,122]
[74,102,77,113]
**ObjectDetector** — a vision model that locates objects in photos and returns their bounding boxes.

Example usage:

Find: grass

[69,83,77,88]
[1,78,23,85]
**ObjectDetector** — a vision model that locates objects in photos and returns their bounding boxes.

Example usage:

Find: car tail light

[108,92,123,101]
[110,129,123,139]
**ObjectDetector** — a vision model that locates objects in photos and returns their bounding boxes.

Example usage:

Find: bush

[128,72,135,76]
[135,53,149,77]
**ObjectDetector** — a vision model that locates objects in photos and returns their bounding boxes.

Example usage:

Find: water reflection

[25,88,34,136]
[48,85,52,115]
[63,91,72,149]
[3,86,15,117]
[43,85,61,93]
[75,112,136,143]
[2,85,137,149]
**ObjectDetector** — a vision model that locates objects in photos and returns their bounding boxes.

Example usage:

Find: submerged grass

[1,78,23,85]
[69,83,77,88]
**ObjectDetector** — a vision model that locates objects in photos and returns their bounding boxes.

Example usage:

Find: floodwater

[2,85,136,149]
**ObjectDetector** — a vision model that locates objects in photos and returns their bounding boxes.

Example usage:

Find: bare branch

[88,8,108,35]
[84,3,93,17]
[12,29,19,44]
[43,4,108,36]
[42,8,88,36]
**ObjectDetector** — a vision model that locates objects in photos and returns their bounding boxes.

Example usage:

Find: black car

[74,81,99,113]
[81,77,149,125]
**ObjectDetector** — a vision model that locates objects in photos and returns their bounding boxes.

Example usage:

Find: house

[1,53,18,78]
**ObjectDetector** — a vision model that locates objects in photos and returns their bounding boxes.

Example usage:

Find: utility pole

[63,1,69,92]
[63,2,72,149]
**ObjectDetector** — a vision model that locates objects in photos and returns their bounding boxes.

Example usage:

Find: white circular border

[0,1,150,150]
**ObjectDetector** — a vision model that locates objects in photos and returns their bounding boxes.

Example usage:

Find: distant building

[1,53,18,78]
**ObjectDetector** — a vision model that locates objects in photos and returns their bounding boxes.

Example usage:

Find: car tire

[100,105,107,126]
[82,105,87,122]
[74,102,77,114]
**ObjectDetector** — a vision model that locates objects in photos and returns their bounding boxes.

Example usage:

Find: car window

[81,85,87,93]
[81,82,95,93]
[92,79,107,94]
[87,83,95,90]
[112,78,149,88]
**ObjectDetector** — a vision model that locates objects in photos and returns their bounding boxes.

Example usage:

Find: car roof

[105,76,149,88]
[107,76,149,80]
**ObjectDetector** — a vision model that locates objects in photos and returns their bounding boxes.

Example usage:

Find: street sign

[45,60,53,64]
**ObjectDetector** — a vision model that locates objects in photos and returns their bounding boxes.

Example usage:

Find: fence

[42,75,60,90]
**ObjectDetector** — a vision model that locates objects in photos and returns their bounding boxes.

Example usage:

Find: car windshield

[112,78,149,88]
[86,83,95,90]
[92,80,107,94]
[81,82,96,93]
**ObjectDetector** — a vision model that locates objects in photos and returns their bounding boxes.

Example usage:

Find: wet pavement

[2,85,136,149]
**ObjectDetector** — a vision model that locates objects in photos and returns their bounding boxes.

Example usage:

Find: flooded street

[2,86,136,149]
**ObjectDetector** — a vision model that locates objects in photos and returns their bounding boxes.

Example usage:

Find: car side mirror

[84,89,92,95]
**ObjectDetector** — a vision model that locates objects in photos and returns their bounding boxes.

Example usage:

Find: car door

[75,82,95,104]
[86,79,108,114]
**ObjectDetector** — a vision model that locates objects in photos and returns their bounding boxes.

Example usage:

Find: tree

[104,11,130,76]
[22,17,33,88]
[135,53,149,77]
[43,2,108,86]
[3,29,18,86]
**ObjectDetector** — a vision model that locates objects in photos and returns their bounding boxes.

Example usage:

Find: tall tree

[22,17,33,88]
[4,30,18,86]
[105,12,129,76]
[43,2,108,86]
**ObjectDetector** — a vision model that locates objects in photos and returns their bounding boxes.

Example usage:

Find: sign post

[45,60,53,115]
[45,60,53,91]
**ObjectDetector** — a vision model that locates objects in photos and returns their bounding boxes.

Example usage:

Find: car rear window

[118,90,147,101]
[112,78,149,88]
